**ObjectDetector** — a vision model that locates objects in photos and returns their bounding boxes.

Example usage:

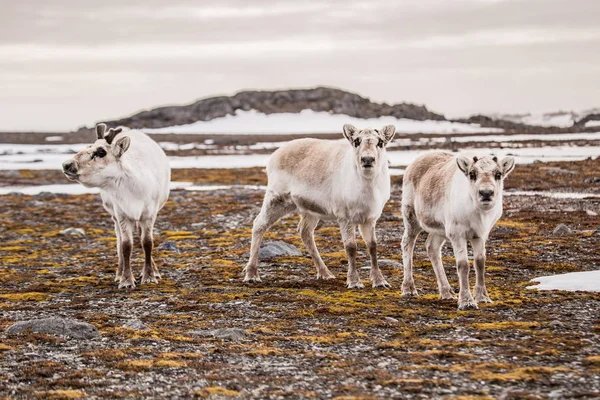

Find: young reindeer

[62,123,171,289]
[244,124,396,288]
[401,151,515,310]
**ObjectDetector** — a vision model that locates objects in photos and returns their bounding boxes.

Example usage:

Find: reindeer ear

[380,125,396,144]
[456,156,472,175]
[112,136,131,158]
[501,156,515,176]
[96,123,107,140]
[343,124,358,142]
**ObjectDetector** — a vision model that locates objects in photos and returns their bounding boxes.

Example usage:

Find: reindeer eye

[469,171,477,181]
[93,148,107,159]
[377,139,384,148]
[495,172,502,180]
[353,138,361,148]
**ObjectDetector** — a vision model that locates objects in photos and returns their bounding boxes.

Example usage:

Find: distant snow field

[1,142,599,170]
[144,109,503,135]
[528,270,600,292]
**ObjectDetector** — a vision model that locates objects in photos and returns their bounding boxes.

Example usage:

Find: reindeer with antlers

[62,124,171,289]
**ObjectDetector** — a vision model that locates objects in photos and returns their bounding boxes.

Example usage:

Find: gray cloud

[1,0,598,130]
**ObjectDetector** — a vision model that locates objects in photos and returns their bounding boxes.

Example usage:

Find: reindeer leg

[113,217,123,282]
[117,217,136,289]
[340,220,363,289]
[359,221,389,288]
[140,217,160,284]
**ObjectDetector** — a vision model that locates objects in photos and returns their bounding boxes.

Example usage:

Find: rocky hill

[105,87,446,129]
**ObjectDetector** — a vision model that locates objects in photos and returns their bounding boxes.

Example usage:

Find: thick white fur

[244,125,396,288]
[97,128,170,222]
[401,151,514,310]
[63,126,170,289]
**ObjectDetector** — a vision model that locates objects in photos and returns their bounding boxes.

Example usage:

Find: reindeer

[62,123,171,289]
[244,124,396,288]
[401,151,515,310]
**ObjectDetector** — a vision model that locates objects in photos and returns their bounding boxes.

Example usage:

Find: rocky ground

[0,158,599,399]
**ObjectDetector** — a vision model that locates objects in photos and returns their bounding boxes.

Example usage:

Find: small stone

[258,241,301,259]
[189,328,247,341]
[6,317,99,339]
[549,320,563,327]
[385,317,399,323]
[157,241,180,253]
[378,259,403,269]
[586,210,598,216]
[123,319,148,330]
[60,228,85,236]
[34,192,57,201]
[552,224,571,236]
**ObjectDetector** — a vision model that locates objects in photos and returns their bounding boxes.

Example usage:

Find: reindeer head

[456,155,515,210]
[342,124,396,178]
[62,123,131,188]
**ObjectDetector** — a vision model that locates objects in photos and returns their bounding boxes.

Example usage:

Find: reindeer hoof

[372,280,391,289]
[475,294,493,304]
[317,272,336,280]
[457,298,479,310]
[346,281,365,289]
[440,288,457,300]
[401,286,419,297]
[243,275,262,283]
[140,275,159,285]
[118,277,136,289]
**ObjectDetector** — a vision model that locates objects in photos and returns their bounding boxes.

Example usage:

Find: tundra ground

[0,159,599,399]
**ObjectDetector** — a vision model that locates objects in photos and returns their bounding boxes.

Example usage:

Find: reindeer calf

[401,151,515,309]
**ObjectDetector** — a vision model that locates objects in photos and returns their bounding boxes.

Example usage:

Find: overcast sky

[1,0,599,131]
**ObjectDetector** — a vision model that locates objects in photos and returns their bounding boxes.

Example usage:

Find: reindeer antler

[104,127,123,144]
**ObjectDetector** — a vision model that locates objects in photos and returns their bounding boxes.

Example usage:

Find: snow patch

[145,109,502,135]
[527,270,600,292]
[505,191,600,199]
[0,181,194,196]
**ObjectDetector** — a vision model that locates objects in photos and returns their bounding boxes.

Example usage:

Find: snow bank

[144,109,502,135]
[504,191,600,199]
[527,270,600,292]
[0,182,193,196]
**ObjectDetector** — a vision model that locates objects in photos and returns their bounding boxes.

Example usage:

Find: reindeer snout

[479,189,494,201]
[361,156,375,168]
[62,160,78,175]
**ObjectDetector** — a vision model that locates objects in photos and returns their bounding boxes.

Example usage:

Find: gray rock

[189,328,247,341]
[34,192,57,201]
[552,224,572,236]
[378,259,403,269]
[586,210,598,216]
[123,319,148,330]
[362,259,402,270]
[157,241,180,253]
[104,87,446,130]
[60,227,85,236]
[258,241,301,259]
[6,317,99,339]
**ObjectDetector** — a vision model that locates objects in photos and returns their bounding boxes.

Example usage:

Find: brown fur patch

[345,243,357,259]
[293,196,328,215]
[271,139,344,186]
[404,152,454,190]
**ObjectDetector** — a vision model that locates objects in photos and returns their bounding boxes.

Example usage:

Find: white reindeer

[401,151,515,310]
[244,124,396,288]
[62,123,171,289]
